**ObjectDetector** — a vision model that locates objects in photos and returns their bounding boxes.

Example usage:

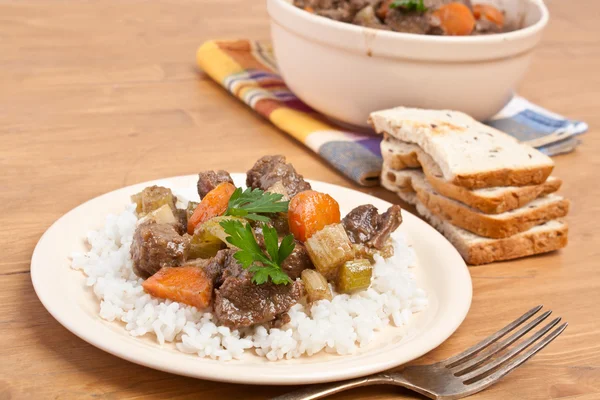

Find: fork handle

[272,374,397,400]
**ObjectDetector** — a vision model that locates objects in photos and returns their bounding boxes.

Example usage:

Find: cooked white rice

[71,203,428,361]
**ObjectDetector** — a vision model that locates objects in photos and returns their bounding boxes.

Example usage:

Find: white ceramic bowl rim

[268,0,549,62]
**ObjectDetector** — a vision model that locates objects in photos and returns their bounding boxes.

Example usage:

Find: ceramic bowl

[268,0,549,127]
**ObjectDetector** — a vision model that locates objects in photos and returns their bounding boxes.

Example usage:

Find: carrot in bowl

[288,190,341,242]
[473,4,504,28]
[142,264,213,310]
[432,2,475,36]
[187,182,236,234]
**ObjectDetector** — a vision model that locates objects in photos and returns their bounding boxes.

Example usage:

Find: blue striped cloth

[485,96,587,156]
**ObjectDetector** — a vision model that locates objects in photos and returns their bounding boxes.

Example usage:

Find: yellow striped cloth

[197,39,383,186]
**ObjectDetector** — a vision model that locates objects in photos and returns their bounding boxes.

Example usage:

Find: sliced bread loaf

[380,135,422,170]
[381,174,569,265]
[381,136,562,214]
[383,168,570,239]
[369,107,554,189]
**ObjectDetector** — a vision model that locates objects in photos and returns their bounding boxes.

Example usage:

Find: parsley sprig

[390,0,428,13]
[224,187,289,223]
[220,219,295,285]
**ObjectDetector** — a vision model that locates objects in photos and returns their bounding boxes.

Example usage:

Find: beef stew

[129,155,404,330]
[293,0,514,36]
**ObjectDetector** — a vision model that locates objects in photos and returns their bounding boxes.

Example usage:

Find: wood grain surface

[1,0,599,399]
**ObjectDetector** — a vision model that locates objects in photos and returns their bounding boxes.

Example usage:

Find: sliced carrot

[433,2,475,36]
[187,182,235,234]
[473,4,504,28]
[304,6,314,13]
[142,265,213,309]
[288,190,341,242]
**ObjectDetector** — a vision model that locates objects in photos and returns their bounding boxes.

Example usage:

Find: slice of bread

[383,168,570,239]
[369,107,554,189]
[380,135,422,170]
[381,136,563,214]
[381,174,569,265]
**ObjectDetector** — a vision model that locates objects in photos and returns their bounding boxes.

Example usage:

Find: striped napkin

[197,40,588,186]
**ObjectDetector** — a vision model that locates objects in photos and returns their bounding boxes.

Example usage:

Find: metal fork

[274,305,567,400]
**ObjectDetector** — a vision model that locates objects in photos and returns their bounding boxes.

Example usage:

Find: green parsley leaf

[225,207,247,217]
[220,219,262,255]
[243,213,272,222]
[233,251,254,268]
[249,264,293,286]
[390,0,428,13]
[225,187,289,223]
[220,219,295,285]
[262,224,280,264]
[227,186,243,206]
[278,234,296,265]
[268,267,294,285]
[248,264,274,285]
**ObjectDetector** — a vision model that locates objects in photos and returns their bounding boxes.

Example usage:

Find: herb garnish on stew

[389,0,428,13]
[220,219,295,285]
[224,187,289,222]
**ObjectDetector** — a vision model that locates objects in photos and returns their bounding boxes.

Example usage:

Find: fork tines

[443,305,567,388]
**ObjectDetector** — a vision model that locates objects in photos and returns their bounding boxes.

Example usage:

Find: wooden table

[1,1,599,399]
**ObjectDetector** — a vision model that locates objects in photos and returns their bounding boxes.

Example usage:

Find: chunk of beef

[251,224,267,249]
[342,205,379,244]
[209,250,304,329]
[204,248,242,287]
[214,274,304,330]
[197,170,234,199]
[173,208,188,235]
[297,0,380,22]
[184,258,211,269]
[271,213,290,236]
[246,155,311,199]
[281,241,313,280]
[342,204,402,249]
[317,7,354,22]
[131,222,190,278]
[265,313,292,329]
[385,9,435,34]
[251,215,289,243]
[370,205,403,248]
[295,0,351,21]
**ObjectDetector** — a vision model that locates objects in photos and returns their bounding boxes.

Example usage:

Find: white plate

[31,174,472,385]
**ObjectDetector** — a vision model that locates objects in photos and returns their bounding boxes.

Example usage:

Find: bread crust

[381,173,569,265]
[416,186,570,238]
[381,139,562,214]
[464,223,569,265]
[369,109,555,189]
[427,171,561,214]
[451,165,554,190]
[381,135,421,170]
[395,169,571,239]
